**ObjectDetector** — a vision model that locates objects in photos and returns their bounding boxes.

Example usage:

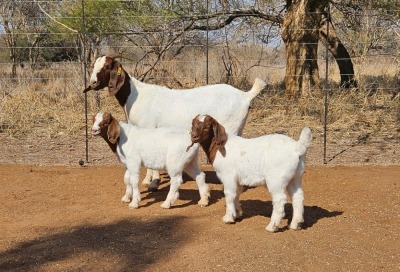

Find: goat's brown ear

[212,119,227,155]
[107,115,120,144]
[108,60,126,96]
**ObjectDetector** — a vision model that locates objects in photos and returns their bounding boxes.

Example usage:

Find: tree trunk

[281,0,328,98]
[319,16,358,89]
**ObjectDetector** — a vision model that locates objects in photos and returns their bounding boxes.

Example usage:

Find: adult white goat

[83,55,266,191]
[188,114,312,232]
[91,112,210,209]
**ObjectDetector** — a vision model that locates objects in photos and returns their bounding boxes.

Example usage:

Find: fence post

[81,0,88,164]
[206,0,209,84]
[323,2,330,164]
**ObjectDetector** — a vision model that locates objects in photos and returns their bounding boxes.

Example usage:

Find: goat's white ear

[107,116,120,144]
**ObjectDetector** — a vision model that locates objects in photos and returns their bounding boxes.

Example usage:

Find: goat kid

[91,112,210,209]
[84,55,266,191]
[188,114,312,232]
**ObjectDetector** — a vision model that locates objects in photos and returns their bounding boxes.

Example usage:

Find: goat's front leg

[222,180,238,223]
[160,174,182,209]
[128,169,141,209]
[121,169,132,203]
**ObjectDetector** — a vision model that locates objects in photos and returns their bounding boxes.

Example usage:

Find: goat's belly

[142,159,166,170]
[238,176,265,187]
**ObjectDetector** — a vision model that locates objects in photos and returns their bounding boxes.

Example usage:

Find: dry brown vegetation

[0,48,399,165]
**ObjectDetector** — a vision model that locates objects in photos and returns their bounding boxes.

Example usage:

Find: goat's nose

[190,130,198,138]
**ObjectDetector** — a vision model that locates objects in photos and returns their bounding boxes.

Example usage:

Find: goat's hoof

[148,179,161,192]
[128,202,139,209]
[289,222,302,230]
[121,195,131,203]
[266,224,277,233]
[235,211,243,219]
[222,215,235,224]
[160,201,171,209]
[197,198,209,207]
[141,178,152,186]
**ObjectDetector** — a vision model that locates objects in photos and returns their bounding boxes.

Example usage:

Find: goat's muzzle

[91,129,101,137]
[83,82,101,93]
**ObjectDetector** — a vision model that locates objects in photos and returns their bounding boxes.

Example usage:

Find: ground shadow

[140,186,224,209]
[0,217,186,271]
[239,199,343,231]
[162,170,222,185]
[140,170,224,208]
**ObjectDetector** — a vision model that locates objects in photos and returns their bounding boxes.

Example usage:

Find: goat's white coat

[193,115,312,232]
[92,113,209,209]
[90,56,267,188]
[91,56,265,134]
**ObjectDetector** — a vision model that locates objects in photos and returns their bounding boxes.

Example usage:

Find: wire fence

[0,1,399,166]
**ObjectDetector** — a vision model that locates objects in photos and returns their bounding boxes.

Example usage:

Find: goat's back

[126,80,255,134]
[118,123,198,170]
[213,134,306,187]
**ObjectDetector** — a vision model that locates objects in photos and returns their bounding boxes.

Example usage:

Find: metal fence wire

[0,1,399,166]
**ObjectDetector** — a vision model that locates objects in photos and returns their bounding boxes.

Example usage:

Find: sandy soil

[0,163,399,271]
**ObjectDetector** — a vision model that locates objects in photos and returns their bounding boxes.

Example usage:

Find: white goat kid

[188,115,312,232]
[91,112,210,209]
[84,55,266,191]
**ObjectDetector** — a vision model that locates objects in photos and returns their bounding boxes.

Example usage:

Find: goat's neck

[114,69,132,107]
[99,133,118,154]
[199,136,219,165]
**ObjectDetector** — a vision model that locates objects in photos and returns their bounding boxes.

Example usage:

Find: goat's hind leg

[266,188,287,232]
[234,185,243,218]
[287,176,304,230]
[148,169,161,192]
[142,169,161,192]
[141,168,153,187]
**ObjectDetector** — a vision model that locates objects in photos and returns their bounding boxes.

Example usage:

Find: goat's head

[190,114,227,155]
[92,112,120,144]
[83,55,126,96]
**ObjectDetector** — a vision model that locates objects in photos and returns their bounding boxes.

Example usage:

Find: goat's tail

[296,127,312,155]
[245,78,267,101]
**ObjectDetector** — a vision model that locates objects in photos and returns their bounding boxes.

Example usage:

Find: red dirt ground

[0,164,399,271]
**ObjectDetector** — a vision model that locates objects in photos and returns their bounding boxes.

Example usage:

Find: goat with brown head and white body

[84,55,266,191]
[188,114,312,232]
[91,112,209,209]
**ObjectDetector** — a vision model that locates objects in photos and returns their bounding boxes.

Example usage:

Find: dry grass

[0,51,398,160]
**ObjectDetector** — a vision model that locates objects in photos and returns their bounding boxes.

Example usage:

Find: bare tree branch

[183,9,282,31]
[34,0,79,33]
